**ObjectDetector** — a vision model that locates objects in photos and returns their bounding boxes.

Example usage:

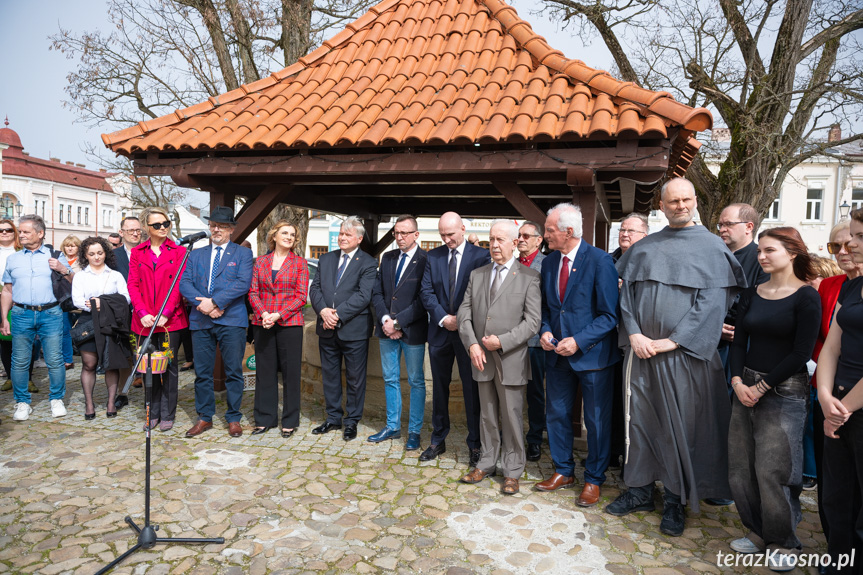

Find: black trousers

[823,408,863,574]
[1,339,11,377]
[253,325,302,428]
[318,334,368,427]
[428,336,481,450]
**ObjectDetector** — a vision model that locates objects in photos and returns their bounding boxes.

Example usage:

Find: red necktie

[559,255,569,303]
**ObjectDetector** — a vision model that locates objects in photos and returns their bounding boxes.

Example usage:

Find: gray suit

[458,260,541,478]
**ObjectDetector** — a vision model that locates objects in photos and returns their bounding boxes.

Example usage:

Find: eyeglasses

[393,231,417,237]
[209,223,233,231]
[148,221,171,230]
[519,233,539,240]
[827,242,851,254]
[716,221,746,230]
[0,228,14,234]
[619,228,646,236]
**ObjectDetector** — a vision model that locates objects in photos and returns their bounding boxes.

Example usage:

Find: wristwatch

[392,319,401,331]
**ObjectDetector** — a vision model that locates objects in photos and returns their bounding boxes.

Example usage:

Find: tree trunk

[257,206,309,256]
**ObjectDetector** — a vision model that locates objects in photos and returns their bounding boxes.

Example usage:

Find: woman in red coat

[248,220,308,438]
[127,207,189,432]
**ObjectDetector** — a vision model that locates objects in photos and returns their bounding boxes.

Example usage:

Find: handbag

[71,316,95,346]
[51,250,76,313]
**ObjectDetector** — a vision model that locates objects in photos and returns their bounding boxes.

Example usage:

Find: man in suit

[369,215,429,450]
[111,215,143,409]
[517,221,546,462]
[419,212,490,465]
[535,203,620,508]
[180,206,254,438]
[457,220,541,495]
[309,216,378,441]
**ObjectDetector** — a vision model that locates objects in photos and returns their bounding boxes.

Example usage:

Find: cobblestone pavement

[0,364,827,574]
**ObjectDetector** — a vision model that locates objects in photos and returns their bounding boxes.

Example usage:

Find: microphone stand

[96,243,224,574]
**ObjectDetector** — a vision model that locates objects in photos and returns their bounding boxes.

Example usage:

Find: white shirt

[72,265,131,310]
[337,247,359,280]
[0,245,16,280]
[489,255,516,291]
[557,241,581,300]
[208,241,229,293]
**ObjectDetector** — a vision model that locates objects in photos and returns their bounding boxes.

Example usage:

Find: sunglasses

[827,242,851,255]
[148,221,171,230]
[0,228,13,234]
[519,233,539,240]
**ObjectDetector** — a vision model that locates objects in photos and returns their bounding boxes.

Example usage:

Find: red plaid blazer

[248,252,308,327]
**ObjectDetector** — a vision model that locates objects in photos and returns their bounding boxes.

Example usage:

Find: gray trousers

[728,367,808,551]
[476,370,526,479]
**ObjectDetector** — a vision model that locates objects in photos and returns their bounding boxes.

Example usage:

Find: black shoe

[343,425,357,441]
[251,426,271,435]
[312,421,341,435]
[802,477,817,491]
[660,502,685,536]
[469,447,481,467]
[605,489,656,516]
[419,443,446,462]
[114,395,129,410]
[526,443,541,462]
[84,412,96,420]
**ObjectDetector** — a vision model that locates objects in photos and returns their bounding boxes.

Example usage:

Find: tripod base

[95,516,225,575]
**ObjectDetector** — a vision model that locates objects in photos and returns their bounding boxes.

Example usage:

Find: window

[40,201,45,219]
[806,188,823,221]
[67,205,72,223]
[59,203,64,223]
[84,207,89,226]
[309,210,327,220]
[765,196,780,221]
[309,245,328,259]
[853,188,863,212]
[421,241,442,250]
[77,206,82,225]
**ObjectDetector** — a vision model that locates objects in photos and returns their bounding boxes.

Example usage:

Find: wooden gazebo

[102,0,711,251]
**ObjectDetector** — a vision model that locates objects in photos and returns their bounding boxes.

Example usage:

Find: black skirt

[76,311,97,354]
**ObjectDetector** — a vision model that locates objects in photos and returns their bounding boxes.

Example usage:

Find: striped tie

[209,246,222,295]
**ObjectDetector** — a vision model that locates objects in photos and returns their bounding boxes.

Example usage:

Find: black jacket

[92,293,133,371]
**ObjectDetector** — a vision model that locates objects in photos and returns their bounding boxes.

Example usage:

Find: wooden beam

[372,226,395,257]
[360,215,380,255]
[493,182,547,225]
[232,184,292,244]
[620,179,637,214]
[575,190,597,246]
[594,183,611,224]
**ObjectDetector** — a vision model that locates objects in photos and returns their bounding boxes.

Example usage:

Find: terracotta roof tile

[104,0,711,154]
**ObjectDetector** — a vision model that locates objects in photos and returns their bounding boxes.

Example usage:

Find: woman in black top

[727,227,821,569]
[818,208,863,573]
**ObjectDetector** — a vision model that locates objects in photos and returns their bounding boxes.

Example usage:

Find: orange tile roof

[103,0,712,155]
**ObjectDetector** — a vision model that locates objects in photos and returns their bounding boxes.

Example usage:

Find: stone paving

[0,362,828,575]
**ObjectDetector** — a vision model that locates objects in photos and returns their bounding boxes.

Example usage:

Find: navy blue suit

[309,248,377,426]
[372,248,428,344]
[179,241,253,424]
[420,241,490,449]
[540,240,620,485]
[112,246,131,280]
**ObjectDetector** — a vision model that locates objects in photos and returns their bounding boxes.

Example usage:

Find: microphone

[177,230,211,246]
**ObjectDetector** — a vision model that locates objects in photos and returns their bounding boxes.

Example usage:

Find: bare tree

[52,0,375,253]
[537,0,863,229]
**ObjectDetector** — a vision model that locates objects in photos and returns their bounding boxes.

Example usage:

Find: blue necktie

[336,253,349,285]
[209,246,222,295]
[395,252,408,286]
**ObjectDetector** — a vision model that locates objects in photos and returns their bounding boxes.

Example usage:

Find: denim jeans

[192,325,246,423]
[379,338,426,435]
[728,368,808,551]
[10,305,66,403]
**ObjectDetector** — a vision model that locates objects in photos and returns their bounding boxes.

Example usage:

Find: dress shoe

[535,473,575,492]
[405,433,421,451]
[185,420,212,437]
[526,443,541,462]
[159,420,174,432]
[577,482,601,507]
[368,427,401,443]
[605,489,656,516]
[311,421,341,435]
[114,395,129,410]
[143,419,159,431]
[419,443,446,462]
[460,468,493,484]
[228,421,243,437]
[343,425,357,441]
[469,447,481,467]
[106,410,117,418]
[281,428,295,438]
[501,477,519,495]
[180,361,194,372]
[703,498,733,506]
[251,426,271,435]
[660,502,685,536]
[84,412,96,421]
[132,378,143,388]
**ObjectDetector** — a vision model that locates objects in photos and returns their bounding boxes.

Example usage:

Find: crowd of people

[1,176,862,572]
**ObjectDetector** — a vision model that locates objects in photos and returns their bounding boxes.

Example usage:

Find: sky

[0,0,613,204]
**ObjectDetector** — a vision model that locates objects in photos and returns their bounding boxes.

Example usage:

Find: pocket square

[227,261,237,266]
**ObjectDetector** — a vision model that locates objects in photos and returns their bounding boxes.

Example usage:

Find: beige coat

[457,261,541,385]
